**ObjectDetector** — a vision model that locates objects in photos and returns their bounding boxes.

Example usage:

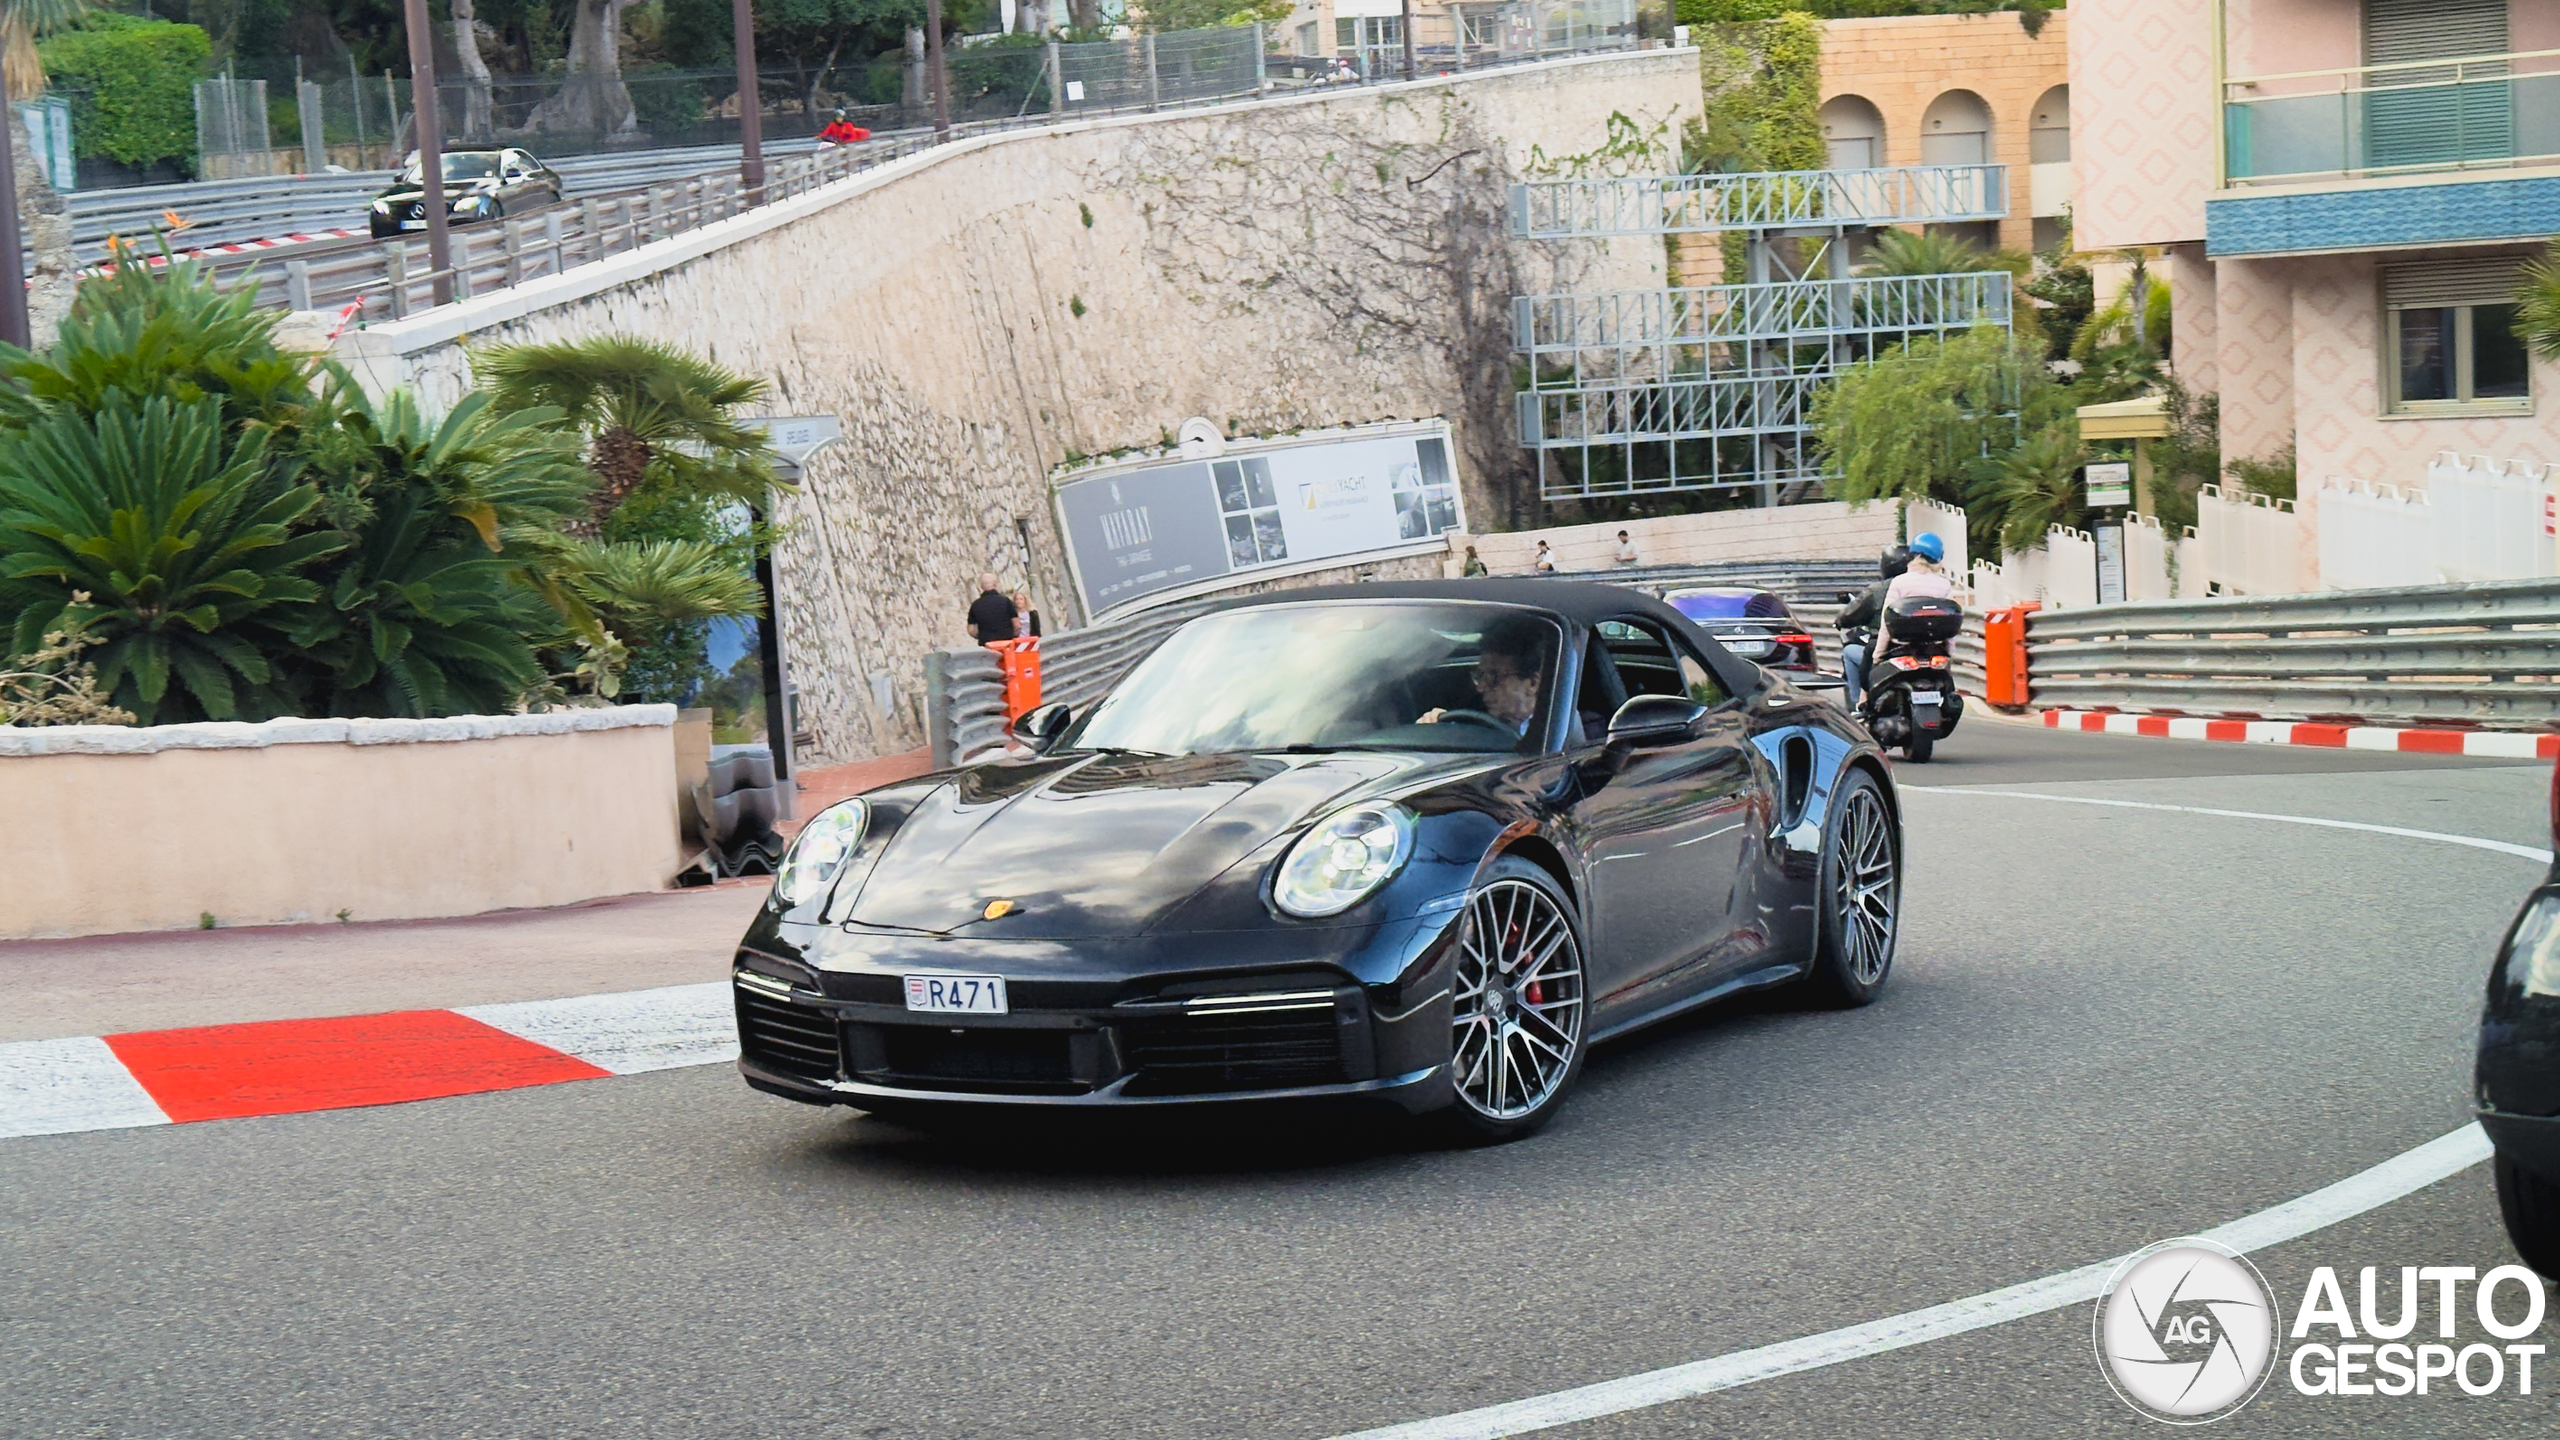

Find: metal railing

[2023,579,2560,728]
[1509,164,2007,239]
[1515,272,2011,356]
[921,559,1875,764]
[2223,46,2560,183]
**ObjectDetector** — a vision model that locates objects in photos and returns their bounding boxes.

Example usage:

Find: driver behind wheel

[1418,613,1550,736]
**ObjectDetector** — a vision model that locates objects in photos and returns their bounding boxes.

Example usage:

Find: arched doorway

[1920,89,1993,166]
[1819,94,1886,171]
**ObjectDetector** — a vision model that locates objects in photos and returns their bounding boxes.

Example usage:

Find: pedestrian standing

[1613,529,1639,567]
[1533,540,1557,574]
[1011,590,1043,638]
[967,573,1019,647]
[1461,545,1489,577]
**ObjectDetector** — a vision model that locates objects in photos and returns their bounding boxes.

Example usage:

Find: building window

[2382,259,2533,415]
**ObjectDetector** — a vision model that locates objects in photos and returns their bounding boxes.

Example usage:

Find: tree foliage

[37,14,209,173]
[2516,239,2560,364]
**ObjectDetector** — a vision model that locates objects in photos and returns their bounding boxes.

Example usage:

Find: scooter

[1856,596,1965,762]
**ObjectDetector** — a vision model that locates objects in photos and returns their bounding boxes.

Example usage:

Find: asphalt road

[3,723,2551,1439]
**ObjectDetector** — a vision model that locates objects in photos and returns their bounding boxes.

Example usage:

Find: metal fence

[920,557,1874,765]
[193,78,271,176]
[2022,578,2560,728]
[1509,164,2008,239]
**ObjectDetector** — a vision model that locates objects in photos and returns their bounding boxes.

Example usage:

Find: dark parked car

[732,580,1904,1142]
[369,149,564,238]
[1665,585,1820,673]
[2479,760,2560,1276]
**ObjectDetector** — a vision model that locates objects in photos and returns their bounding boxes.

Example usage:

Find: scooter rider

[1836,544,1910,708]
[1879,533,1955,657]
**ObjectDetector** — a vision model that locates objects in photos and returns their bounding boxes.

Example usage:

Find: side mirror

[1838,591,1858,605]
[1015,701,1074,753]
[1604,694,1706,745]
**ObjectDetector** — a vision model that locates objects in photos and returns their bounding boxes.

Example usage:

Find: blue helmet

[1908,532,1946,563]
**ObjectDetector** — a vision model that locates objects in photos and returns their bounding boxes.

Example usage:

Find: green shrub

[39,15,212,175]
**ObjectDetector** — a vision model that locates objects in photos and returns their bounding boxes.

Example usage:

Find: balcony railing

[2224,46,2560,184]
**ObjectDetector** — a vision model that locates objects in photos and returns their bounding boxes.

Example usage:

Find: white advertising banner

[1055,423,1464,618]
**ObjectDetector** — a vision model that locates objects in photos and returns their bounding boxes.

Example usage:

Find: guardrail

[2022,579,2560,728]
[64,36,1660,302]
[920,558,1874,766]
[65,138,836,263]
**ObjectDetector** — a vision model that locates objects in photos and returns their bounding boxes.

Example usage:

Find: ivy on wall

[1681,11,1824,282]
[1677,1,2057,37]
[39,16,213,175]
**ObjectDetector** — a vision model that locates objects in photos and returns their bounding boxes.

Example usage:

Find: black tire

[2496,1152,2560,1279]
[1435,856,1589,1145]
[1903,735,1934,763]
[1802,767,1900,1007]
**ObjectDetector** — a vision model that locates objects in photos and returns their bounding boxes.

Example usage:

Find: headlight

[453,193,487,210]
[1273,802,1414,918]
[774,799,868,908]
[371,199,390,213]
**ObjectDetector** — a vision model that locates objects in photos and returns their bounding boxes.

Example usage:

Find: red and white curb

[89,228,366,276]
[2042,709,2560,760]
[0,982,736,1140]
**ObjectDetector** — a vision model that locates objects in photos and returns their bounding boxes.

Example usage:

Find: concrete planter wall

[0,707,683,941]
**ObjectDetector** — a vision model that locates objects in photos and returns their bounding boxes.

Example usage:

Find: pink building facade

[2073,0,2560,587]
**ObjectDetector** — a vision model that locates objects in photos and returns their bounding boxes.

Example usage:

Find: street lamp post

[399,0,453,305]
[0,114,30,349]
[925,0,951,138]
[733,0,764,198]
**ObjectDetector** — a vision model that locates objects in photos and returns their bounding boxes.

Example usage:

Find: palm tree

[2516,240,2560,361]
[6,0,86,338]
[1859,227,2019,279]
[472,335,775,532]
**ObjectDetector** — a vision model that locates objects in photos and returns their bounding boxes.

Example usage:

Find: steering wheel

[1429,707,1511,733]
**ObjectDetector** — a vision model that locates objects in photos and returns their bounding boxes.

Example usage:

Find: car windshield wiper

[1064,745,1178,758]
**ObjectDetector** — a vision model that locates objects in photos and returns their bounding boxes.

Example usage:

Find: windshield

[399,153,505,183]
[1067,602,1561,756]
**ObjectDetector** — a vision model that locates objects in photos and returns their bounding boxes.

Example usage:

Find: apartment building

[2074,0,2560,585]
[1274,0,1635,73]
[1818,9,2073,254]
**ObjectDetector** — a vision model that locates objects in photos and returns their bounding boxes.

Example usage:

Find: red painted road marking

[2041,710,2559,759]
[104,1011,610,1123]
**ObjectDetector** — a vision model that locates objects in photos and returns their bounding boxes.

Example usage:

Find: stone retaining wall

[338,51,1703,765]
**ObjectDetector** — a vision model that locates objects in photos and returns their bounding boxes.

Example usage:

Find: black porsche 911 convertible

[733,580,1902,1141]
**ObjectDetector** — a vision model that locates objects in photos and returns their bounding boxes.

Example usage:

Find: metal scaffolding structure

[1509,165,2014,502]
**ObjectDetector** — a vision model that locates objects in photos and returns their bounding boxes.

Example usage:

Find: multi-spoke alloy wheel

[1806,770,1899,1006]
[1449,868,1586,1130]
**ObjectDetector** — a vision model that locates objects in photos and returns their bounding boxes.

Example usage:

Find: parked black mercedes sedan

[2479,761,2560,1275]
[369,148,563,238]
[733,581,1902,1142]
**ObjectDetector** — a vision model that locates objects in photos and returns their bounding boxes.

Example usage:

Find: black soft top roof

[1209,578,1769,692]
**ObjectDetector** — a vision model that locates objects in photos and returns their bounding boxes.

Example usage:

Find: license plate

[1723,638,1775,659]
[904,974,1009,1014]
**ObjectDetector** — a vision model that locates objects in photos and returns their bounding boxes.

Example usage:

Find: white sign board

[1056,424,1464,617]
[2086,461,2133,509]
[1064,80,1085,102]
[2095,523,2127,605]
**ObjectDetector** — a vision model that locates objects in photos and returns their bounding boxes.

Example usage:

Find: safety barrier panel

[2317,478,2438,591]
[2021,578,2560,728]
[2194,483,2307,596]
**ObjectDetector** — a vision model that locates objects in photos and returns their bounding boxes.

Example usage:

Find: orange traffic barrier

[1983,604,2039,708]
[992,637,1043,722]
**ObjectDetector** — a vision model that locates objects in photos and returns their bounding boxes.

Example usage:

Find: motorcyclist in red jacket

[816,110,871,145]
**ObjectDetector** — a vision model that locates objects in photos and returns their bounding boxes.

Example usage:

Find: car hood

[841,750,1417,939]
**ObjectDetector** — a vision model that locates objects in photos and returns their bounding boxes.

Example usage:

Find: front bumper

[2481,1108,2560,1185]
[731,916,1462,1112]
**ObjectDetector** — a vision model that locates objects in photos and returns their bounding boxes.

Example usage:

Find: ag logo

[2095,1239,2280,1423]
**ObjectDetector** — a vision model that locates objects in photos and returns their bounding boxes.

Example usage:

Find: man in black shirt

[966,573,1019,647]
[1835,546,1909,707]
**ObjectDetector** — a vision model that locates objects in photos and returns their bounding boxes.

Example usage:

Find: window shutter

[2382,257,2525,310]
[2366,0,2507,67]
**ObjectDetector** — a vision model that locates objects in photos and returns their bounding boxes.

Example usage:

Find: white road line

[458,982,740,1075]
[1328,1125,2493,1440]
[0,1037,171,1140]
[1328,788,2540,1440]
[1903,787,2555,865]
